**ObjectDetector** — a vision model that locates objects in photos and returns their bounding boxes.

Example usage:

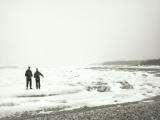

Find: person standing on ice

[25,66,33,90]
[34,68,44,89]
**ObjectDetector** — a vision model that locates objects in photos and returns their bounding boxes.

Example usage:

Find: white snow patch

[0,65,160,118]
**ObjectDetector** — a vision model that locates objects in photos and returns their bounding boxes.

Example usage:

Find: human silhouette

[34,68,44,89]
[25,66,33,89]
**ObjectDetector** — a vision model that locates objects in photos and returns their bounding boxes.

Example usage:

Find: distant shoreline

[102,59,160,66]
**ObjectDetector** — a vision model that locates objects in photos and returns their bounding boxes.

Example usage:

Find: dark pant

[36,80,40,89]
[26,78,32,89]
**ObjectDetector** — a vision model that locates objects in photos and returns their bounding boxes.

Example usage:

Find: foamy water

[0,65,160,118]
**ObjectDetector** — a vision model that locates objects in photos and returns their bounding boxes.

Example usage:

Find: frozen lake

[0,65,160,118]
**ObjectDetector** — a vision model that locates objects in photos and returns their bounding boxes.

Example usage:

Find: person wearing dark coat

[25,66,33,89]
[34,68,44,89]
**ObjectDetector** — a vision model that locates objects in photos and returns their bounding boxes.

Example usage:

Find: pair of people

[25,67,44,89]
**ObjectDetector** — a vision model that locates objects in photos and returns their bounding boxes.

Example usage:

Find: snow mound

[97,86,111,92]
[85,81,110,92]
[119,81,134,89]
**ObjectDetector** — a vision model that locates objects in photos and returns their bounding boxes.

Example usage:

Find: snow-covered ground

[0,65,160,118]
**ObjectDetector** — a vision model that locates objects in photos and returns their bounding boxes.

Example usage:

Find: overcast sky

[0,0,160,66]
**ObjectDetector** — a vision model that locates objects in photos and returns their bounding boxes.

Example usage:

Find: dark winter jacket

[34,71,43,80]
[25,70,33,79]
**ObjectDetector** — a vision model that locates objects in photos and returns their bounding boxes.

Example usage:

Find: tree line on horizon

[102,59,160,66]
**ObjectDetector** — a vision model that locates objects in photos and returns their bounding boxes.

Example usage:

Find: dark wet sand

[1,95,160,120]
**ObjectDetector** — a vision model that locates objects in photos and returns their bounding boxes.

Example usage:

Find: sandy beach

[1,95,160,120]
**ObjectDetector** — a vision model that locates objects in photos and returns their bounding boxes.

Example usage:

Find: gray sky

[0,0,160,66]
